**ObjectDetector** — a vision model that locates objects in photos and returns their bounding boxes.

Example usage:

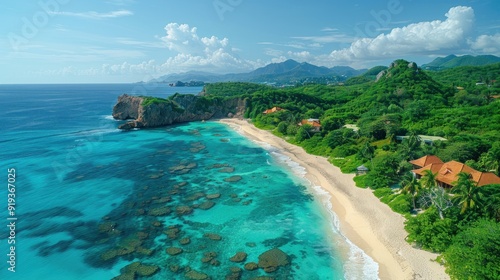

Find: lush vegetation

[203,59,500,277]
[141,96,172,106]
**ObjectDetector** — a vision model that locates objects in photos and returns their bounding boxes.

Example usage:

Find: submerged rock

[179,237,191,245]
[219,167,234,173]
[229,252,247,263]
[198,201,215,210]
[186,192,205,202]
[244,262,259,271]
[202,251,217,263]
[206,193,221,199]
[224,175,242,182]
[117,262,159,278]
[165,226,182,240]
[148,206,171,216]
[203,233,222,241]
[166,247,183,256]
[258,248,290,272]
[136,247,154,256]
[185,270,211,280]
[226,267,242,280]
[176,205,193,215]
[98,222,117,233]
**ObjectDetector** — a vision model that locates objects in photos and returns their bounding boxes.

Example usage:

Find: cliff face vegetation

[112,93,246,129]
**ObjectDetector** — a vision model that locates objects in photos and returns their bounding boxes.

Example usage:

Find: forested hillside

[204,59,500,279]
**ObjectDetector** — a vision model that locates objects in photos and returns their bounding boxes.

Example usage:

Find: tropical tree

[443,219,500,280]
[420,169,438,189]
[452,172,484,214]
[481,184,500,221]
[359,142,375,168]
[404,131,422,160]
[401,173,421,211]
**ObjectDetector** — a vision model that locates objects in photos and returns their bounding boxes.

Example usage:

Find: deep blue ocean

[0,84,377,280]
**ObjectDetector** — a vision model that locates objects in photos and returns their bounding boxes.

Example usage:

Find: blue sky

[1,0,499,83]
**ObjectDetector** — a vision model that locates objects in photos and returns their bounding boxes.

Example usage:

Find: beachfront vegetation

[203,60,500,278]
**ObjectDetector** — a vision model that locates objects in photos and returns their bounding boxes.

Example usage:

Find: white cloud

[49,10,133,19]
[469,33,500,54]
[287,51,312,61]
[159,23,255,73]
[329,6,475,64]
[293,33,355,44]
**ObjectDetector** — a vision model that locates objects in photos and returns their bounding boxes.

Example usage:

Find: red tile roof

[413,163,444,176]
[412,159,500,187]
[263,107,283,114]
[300,119,321,127]
[410,155,444,168]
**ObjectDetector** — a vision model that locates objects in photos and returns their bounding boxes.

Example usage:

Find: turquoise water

[0,84,377,279]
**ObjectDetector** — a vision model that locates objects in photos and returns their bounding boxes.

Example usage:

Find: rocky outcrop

[112,93,246,129]
[112,94,144,120]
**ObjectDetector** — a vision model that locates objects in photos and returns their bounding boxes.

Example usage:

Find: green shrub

[373,187,392,198]
[443,219,500,280]
[388,194,411,214]
[353,175,368,188]
[142,96,171,106]
[404,207,456,252]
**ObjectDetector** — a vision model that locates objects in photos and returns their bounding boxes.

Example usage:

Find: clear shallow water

[0,84,377,279]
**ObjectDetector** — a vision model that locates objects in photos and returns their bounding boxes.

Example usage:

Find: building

[356,165,369,176]
[396,135,447,145]
[263,107,283,114]
[298,118,321,132]
[411,155,500,188]
[409,155,443,169]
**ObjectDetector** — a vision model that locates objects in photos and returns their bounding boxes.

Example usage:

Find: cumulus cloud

[329,6,475,63]
[469,33,500,54]
[159,23,255,73]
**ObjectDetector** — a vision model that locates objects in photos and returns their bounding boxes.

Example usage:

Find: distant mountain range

[150,59,367,85]
[422,54,500,70]
[148,55,500,85]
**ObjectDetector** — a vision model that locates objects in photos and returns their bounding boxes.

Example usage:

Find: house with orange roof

[298,118,321,132]
[263,107,283,114]
[413,163,444,179]
[409,155,443,169]
[411,155,500,188]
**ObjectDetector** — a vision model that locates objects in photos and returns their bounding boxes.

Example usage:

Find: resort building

[411,155,500,188]
[299,118,321,132]
[410,155,443,169]
[263,107,283,114]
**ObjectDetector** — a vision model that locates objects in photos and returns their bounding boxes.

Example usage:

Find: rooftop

[410,155,444,168]
[412,156,500,187]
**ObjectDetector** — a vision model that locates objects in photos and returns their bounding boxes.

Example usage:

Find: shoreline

[219,118,449,280]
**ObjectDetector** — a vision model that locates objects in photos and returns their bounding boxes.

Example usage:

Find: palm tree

[401,173,421,211]
[360,142,375,169]
[406,131,422,159]
[420,169,438,190]
[452,172,484,214]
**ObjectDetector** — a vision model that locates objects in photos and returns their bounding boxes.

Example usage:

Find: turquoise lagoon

[0,84,377,279]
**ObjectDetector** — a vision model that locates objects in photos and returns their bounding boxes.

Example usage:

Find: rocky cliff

[112,94,246,129]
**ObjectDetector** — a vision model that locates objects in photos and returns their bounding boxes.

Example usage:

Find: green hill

[422,54,500,70]
[201,58,500,280]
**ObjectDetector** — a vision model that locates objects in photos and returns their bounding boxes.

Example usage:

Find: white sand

[219,118,449,280]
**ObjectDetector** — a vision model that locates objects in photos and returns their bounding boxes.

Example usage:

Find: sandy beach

[219,118,449,280]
